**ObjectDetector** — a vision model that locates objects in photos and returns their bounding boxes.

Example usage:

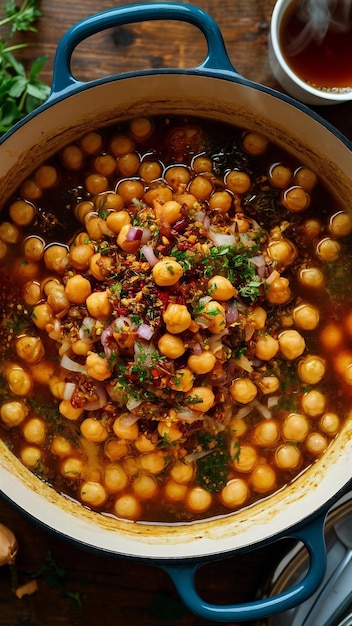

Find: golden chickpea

[281,186,310,212]
[51,435,73,457]
[80,417,109,443]
[105,210,131,234]
[152,258,183,286]
[22,280,41,306]
[86,291,112,319]
[328,211,352,238]
[170,460,194,484]
[267,239,297,269]
[130,117,153,141]
[266,276,291,304]
[5,364,32,396]
[301,389,326,418]
[164,480,188,502]
[104,463,129,492]
[279,330,305,360]
[242,132,269,155]
[80,481,108,508]
[253,420,280,446]
[186,486,212,513]
[294,166,318,191]
[104,438,130,460]
[158,333,186,359]
[79,131,103,155]
[0,221,20,244]
[159,200,182,225]
[20,178,42,201]
[31,360,55,386]
[15,335,44,365]
[138,160,162,182]
[122,456,139,476]
[22,235,45,262]
[20,445,43,468]
[225,170,251,194]
[95,192,124,212]
[71,340,94,356]
[110,134,135,156]
[303,218,323,240]
[85,173,109,195]
[143,185,173,205]
[163,303,192,334]
[229,418,248,438]
[164,166,191,193]
[192,154,213,173]
[298,267,324,289]
[207,275,237,301]
[187,351,216,374]
[139,450,166,474]
[113,416,139,441]
[113,494,142,520]
[305,432,328,456]
[60,456,85,479]
[315,238,341,262]
[43,243,69,274]
[250,464,277,493]
[189,174,213,200]
[168,368,194,393]
[117,152,140,177]
[116,179,144,204]
[232,444,258,473]
[298,355,326,384]
[157,420,183,442]
[230,377,257,404]
[247,306,267,329]
[208,190,233,214]
[293,303,319,330]
[69,243,94,271]
[61,144,85,170]
[89,252,114,281]
[49,376,66,399]
[220,478,250,508]
[86,352,112,381]
[257,375,280,395]
[22,417,46,445]
[282,413,309,442]
[319,412,340,436]
[268,163,292,189]
[133,475,158,500]
[0,400,28,427]
[320,323,343,352]
[93,153,117,177]
[13,260,41,284]
[34,164,58,189]
[174,192,198,210]
[275,445,302,470]
[32,302,54,330]
[134,433,156,453]
[201,300,226,333]
[59,400,85,421]
[185,386,215,412]
[9,199,36,226]
[255,334,279,361]
[65,275,92,304]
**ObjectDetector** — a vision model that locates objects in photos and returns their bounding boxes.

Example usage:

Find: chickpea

[266,276,291,304]
[158,333,185,359]
[189,175,213,200]
[20,178,42,201]
[333,350,352,377]
[65,275,92,304]
[116,223,142,253]
[138,160,162,182]
[192,154,213,173]
[282,413,309,442]
[15,335,44,365]
[275,445,302,470]
[20,445,43,468]
[305,432,328,456]
[294,166,318,191]
[69,243,94,271]
[319,412,340,436]
[104,438,130,460]
[31,360,55,386]
[93,153,117,177]
[268,163,292,189]
[251,464,277,493]
[9,199,36,226]
[320,323,343,352]
[208,190,232,214]
[79,131,103,155]
[50,376,66,399]
[0,221,20,244]
[253,420,280,446]
[168,368,194,393]
[130,117,153,140]
[298,267,324,289]
[328,211,352,238]
[158,200,182,225]
[106,210,131,234]
[133,474,158,500]
[298,355,326,385]
[71,340,94,356]
[32,302,54,330]
[12,258,41,283]
[207,275,237,301]
[113,416,139,441]
[293,303,319,330]
[174,192,198,210]
[95,192,124,212]
[229,418,248,438]
[51,435,73,457]
[201,300,226,333]
[117,152,140,177]
[221,479,250,508]
[255,334,279,361]
[163,303,191,334]
[169,460,194,484]
[257,375,280,395]
[86,352,112,381]
[242,132,269,155]
[134,433,156,453]
[301,389,326,418]
[185,386,215,412]
[22,235,45,262]
[225,170,251,194]
[123,456,139,476]
[116,179,144,204]
[60,456,85,479]
[113,494,142,520]
[89,252,114,281]
[61,144,85,170]
[0,401,28,427]
[143,185,173,205]
[0,240,8,259]
[230,378,257,404]
[80,417,109,443]
[232,444,258,473]
[22,417,46,445]
[164,165,191,193]
[303,218,323,240]
[188,351,216,375]
[43,243,69,274]
[315,237,341,262]
[186,486,212,513]
[22,280,41,306]
[80,481,108,507]
[164,480,188,502]
[86,291,112,319]
[59,400,85,421]
[281,186,310,212]
[35,164,58,189]
[139,450,166,474]
[279,330,305,360]
[267,239,297,269]
[104,463,129,492]
[5,363,32,396]
[152,258,183,286]
[110,133,135,156]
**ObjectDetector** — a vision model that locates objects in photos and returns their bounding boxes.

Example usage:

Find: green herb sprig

[0,0,50,134]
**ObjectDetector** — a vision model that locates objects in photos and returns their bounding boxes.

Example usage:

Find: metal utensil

[302,516,352,626]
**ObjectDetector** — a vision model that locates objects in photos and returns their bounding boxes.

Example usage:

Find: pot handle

[50,2,237,96]
[162,512,327,623]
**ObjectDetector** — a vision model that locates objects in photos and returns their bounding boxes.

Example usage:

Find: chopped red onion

[141,244,159,267]
[60,353,86,373]
[140,228,152,245]
[136,323,154,340]
[225,301,239,325]
[126,226,143,242]
[63,381,76,401]
[208,227,236,247]
[84,382,108,411]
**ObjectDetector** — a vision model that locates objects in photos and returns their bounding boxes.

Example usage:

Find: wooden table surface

[0,1,351,625]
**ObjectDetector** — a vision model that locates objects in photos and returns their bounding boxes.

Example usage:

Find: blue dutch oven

[0,4,351,622]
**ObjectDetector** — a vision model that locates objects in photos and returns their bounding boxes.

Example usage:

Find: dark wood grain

[0,1,351,625]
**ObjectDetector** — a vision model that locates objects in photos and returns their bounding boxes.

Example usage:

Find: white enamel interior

[1,73,352,561]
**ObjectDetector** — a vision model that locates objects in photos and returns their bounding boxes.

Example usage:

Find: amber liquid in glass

[280,0,352,90]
